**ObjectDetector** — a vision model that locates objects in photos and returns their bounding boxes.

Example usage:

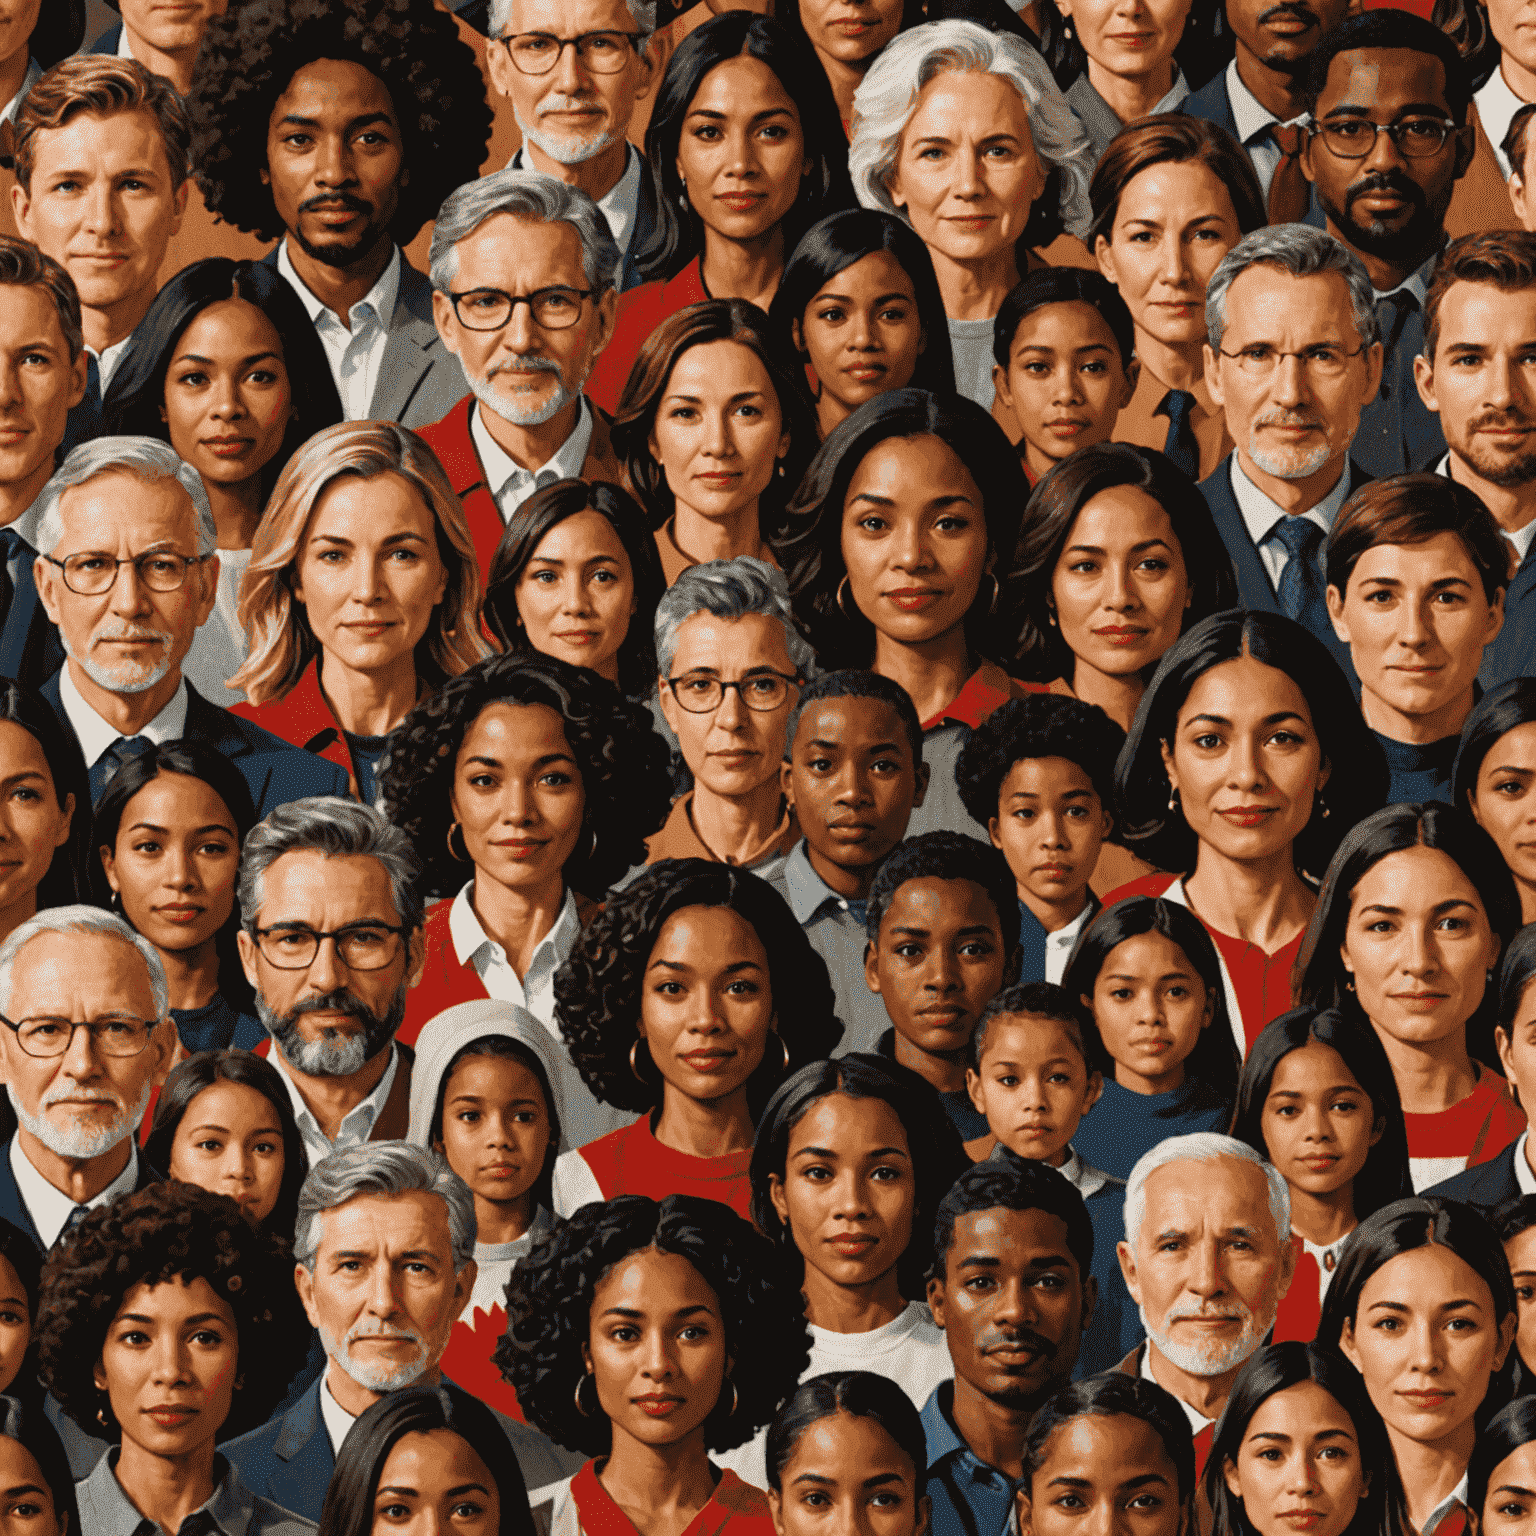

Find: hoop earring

[777,1033,790,1071]
[584,824,599,865]
[983,572,999,617]
[727,1380,739,1417]
[574,1374,594,1417]
[1167,788,1180,813]
[836,574,856,620]
[446,822,470,863]
[629,1039,650,1083]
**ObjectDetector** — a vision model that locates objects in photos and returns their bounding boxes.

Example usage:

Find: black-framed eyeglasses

[447,287,594,332]
[44,551,213,597]
[665,671,800,714]
[500,30,643,74]
[1215,342,1370,378]
[0,1012,157,1059]
[1308,116,1458,159]
[252,924,407,972]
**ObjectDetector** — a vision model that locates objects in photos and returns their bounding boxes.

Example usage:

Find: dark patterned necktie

[1268,122,1310,225]
[1162,390,1200,478]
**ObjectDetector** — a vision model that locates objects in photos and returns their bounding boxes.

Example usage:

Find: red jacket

[231,659,355,786]
[585,257,707,416]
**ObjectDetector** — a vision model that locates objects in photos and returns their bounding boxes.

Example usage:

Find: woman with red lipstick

[1317,1196,1519,1536]
[1110,610,1389,1056]
[1453,680,1536,927]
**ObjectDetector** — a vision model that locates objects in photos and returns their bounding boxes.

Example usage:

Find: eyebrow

[125,819,236,837]
[1047,1475,1170,1492]
[792,1144,910,1160]
[277,111,397,132]
[1320,102,1448,119]
[117,1311,226,1326]
[1105,969,1193,984]
[1249,1429,1355,1444]
[804,737,904,755]
[955,1252,1070,1271]
[599,1303,715,1319]
[527,553,621,566]
[309,531,429,548]
[1152,1224,1260,1242]
[1494,1485,1536,1501]
[1356,898,1479,917]
[889,923,994,937]
[1366,1297,1483,1314]
[847,490,976,509]
[1265,1086,1361,1099]
[460,751,577,771]
[811,289,913,308]
[1064,539,1173,557]
[1007,787,1095,801]
[1490,764,1536,777]
[790,1473,906,1489]
[173,350,283,370]
[646,957,765,973]
[1019,342,1114,355]
[185,1121,282,1138]
[1186,710,1307,728]
[911,131,1020,148]
[1355,575,1471,589]
[684,106,795,125]
[0,1486,46,1502]
[660,390,768,406]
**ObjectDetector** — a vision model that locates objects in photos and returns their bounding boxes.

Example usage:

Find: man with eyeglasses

[1298,11,1475,477]
[419,170,622,577]
[0,906,172,1255]
[1199,224,1382,676]
[28,436,349,809]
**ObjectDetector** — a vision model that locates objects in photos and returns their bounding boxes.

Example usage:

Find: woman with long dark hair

[1469,1397,1536,1536]
[1453,677,1536,926]
[777,0,923,128]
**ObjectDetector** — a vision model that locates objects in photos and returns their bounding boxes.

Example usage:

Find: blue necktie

[1162,390,1200,478]
[89,733,152,804]
[1273,516,1330,643]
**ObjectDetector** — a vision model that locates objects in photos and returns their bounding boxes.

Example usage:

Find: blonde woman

[231,422,492,804]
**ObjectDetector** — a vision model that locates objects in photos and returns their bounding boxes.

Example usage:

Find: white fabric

[1421,1476,1471,1536]
[1224,59,1291,203]
[1377,248,1438,312]
[1300,1233,1349,1308]
[1431,452,1536,563]
[447,881,581,1034]
[1515,1130,1536,1196]
[550,1147,605,1217]
[58,668,188,769]
[1045,903,1093,987]
[182,547,250,708]
[1139,1339,1216,1439]
[1057,1146,1112,1201]
[9,1135,139,1251]
[269,1041,401,1165]
[509,144,645,257]
[1152,877,1245,1060]
[319,1374,359,1461]
[1229,456,1355,589]
[1476,64,1528,179]
[471,395,595,524]
[89,334,134,396]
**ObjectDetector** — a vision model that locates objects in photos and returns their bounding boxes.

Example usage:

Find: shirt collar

[512,145,646,253]
[269,1039,400,1151]
[447,879,580,969]
[0,57,39,129]
[922,661,1014,731]
[115,25,135,58]
[1051,902,1094,953]
[277,238,402,333]
[1139,1343,1216,1436]
[1377,245,1440,309]
[1154,68,1191,114]
[920,1383,972,1466]
[319,1373,360,1460]
[1229,454,1354,551]
[1055,1147,1112,1200]
[470,395,594,500]
[10,1134,139,1251]
[58,666,188,770]
[1421,1476,1471,1536]
[1477,65,1527,178]
[80,1451,257,1536]
[781,839,858,925]
[1225,58,1283,143]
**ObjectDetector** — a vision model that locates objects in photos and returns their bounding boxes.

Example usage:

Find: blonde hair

[231,422,493,705]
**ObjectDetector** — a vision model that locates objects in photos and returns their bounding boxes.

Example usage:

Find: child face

[966,1012,1102,1167]
[1017,1415,1185,1536]
[1497,980,1536,1116]
[1088,931,1213,1095]
[1259,1041,1382,1204]
[866,876,1009,1064]
[1504,1223,1536,1377]
[990,756,1109,917]
[435,1053,552,1208]
[768,1411,928,1536]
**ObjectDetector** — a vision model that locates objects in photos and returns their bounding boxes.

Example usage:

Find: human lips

[152,902,206,926]
[491,837,549,859]
[633,1392,685,1417]
[1032,860,1074,881]
[916,1003,968,1031]
[201,434,255,459]
[716,192,766,212]
[1275,1513,1327,1530]
[694,470,741,489]
[552,628,601,646]
[884,586,943,612]
[1043,419,1090,439]
[1091,623,1148,644]
[842,362,887,383]
[145,1405,199,1428]
[826,819,877,842]
[1295,1152,1340,1172]
[1397,1387,1454,1409]
[1218,804,1279,827]
[826,1231,879,1258]
[1106,29,1156,45]
[679,1046,737,1074]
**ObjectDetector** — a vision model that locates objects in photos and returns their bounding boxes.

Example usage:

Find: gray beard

[460,354,579,428]
[62,630,175,696]
[514,104,620,166]
[9,1079,152,1161]
[259,984,406,1078]
[319,1322,432,1393]
[1139,1300,1271,1378]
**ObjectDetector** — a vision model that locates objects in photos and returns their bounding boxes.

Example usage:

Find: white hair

[1123,1133,1291,1251]
[488,0,656,47]
[0,904,169,1025]
[848,20,1094,245]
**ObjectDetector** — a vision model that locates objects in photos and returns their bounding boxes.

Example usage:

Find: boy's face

[782,696,929,880]
[866,876,1010,1061]
[1505,1224,1536,1375]
[990,756,1109,915]
[967,1013,1102,1168]
[992,301,1135,478]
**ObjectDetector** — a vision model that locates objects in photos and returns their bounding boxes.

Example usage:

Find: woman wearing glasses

[230,422,491,806]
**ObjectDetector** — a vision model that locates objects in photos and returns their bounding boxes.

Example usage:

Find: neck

[1520,881,1536,931]
[201,474,266,552]
[1330,221,1433,294]
[805,843,880,902]
[892,1029,968,1094]
[1134,327,1205,394]
[599,1426,717,1526]
[285,235,394,327]
[800,1261,907,1334]
[1235,450,1347,517]
[83,287,156,357]
[276,1043,392,1142]
[687,779,784,865]
[669,501,765,567]
[324,1357,440,1420]
[653,1085,755,1158]
[1025,442,1069,483]
[1232,43,1310,120]
[947,1376,1040,1481]
[1068,657,1146,733]
[15,1126,130,1204]
[480,395,582,474]
[1019,882,1090,936]
[1116,1058,1185,1096]
[112,1432,220,1536]
[67,660,181,738]
[522,137,630,203]
[1502,53,1536,109]
[1359,686,1472,747]
[1086,57,1176,126]
[1446,450,1536,539]
[1389,1421,1475,1536]
[871,628,973,724]
[1367,1018,1477,1114]
[1145,1341,1238,1422]
[468,871,567,983]
[154,935,223,1012]
[1286,1181,1357,1247]
[122,25,198,95]
[0,43,29,117]
[0,454,53,532]
[811,45,868,126]
[473,1187,535,1246]
[317,650,418,739]
[700,225,787,312]
[928,243,1021,323]
[1182,842,1317,952]
[0,887,36,950]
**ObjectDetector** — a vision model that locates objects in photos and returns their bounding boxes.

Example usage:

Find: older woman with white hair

[848,19,1095,409]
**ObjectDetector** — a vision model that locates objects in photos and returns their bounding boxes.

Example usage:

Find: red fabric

[442,1303,523,1421]
[398,897,488,1049]
[586,258,708,415]
[416,394,506,582]
[1272,1238,1322,1344]
[1361,0,1432,15]
[1403,1067,1525,1170]
[576,1115,753,1218]
[231,660,353,778]
[921,662,1049,731]
[1192,1424,1214,1483]
[569,1460,775,1536]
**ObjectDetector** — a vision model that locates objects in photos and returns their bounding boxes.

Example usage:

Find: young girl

[1470,1397,1536,1536]
[1230,1007,1412,1343]
[1060,895,1240,1181]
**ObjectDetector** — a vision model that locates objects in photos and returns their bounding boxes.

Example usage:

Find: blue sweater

[1070,1076,1233,1181]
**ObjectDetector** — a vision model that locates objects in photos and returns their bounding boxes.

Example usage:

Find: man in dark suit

[1199,223,1381,679]
[223,1142,579,1521]
[186,0,494,430]
[26,435,349,811]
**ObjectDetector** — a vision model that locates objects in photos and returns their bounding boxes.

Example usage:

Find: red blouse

[565,1460,775,1536]
[585,258,708,415]
[571,1115,753,1218]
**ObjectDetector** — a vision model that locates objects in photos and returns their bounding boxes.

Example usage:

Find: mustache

[1469,408,1536,431]
[1256,1,1319,21]
[1346,171,1427,212]
[486,354,562,378]
[979,1327,1057,1357]
[1165,1303,1252,1324]
[536,92,597,117]
[288,987,376,1024]
[348,1319,423,1345]
[42,1085,124,1111]
[91,619,172,646]
[299,192,373,217]
[1256,409,1324,430]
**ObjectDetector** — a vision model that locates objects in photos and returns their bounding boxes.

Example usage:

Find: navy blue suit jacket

[0,1136,161,1255]
[39,672,351,814]
[1426,1142,1522,1210]
[86,24,121,53]
[0,533,62,694]
[1482,541,1536,690]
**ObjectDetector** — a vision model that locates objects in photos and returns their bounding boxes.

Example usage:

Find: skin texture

[0,1255,29,1398]
[1481,1441,1536,1536]
[1086,931,1214,1096]
[989,757,1109,934]
[117,0,229,95]
[513,510,637,685]
[1053,0,1191,121]
[0,720,72,949]
[1015,1415,1186,1536]
[1497,978,1536,1203]
[767,1410,931,1536]
[167,1079,287,1226]
[370,1429,501,1536]
[0,284,87,525]
[1500,1219,1536,1377]
[1469,720,1536,926]
[1222,0,1349,121]
[966,1013,1103,1167]
[0,1434,59,1536]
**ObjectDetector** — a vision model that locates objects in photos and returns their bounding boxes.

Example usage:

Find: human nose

[1406,1315,1445,1375]
[640,1323,676,1381]
[1037,809,1069,849]
[1271,351,1308,408]
[503,299,538,354]
[1158,232,1190,287]
[313,131,357,189]
[830,1166,870,1221]
[1299,1100,1333,1143]
[725,124,761,181]
[304,934,346,995]
[150,1328,193,1386]
[1052,363,1084,406]
[210,370,246,423]
[711,680,749,732]
[1102,558,1133,611]
[108,559,153,618]
[1486,355,1518,411]
[1186,1236,1225,1297]
[849,305,876,353]
[1363,121,1408,175]
[366,1258,402,1319]
[1400,921,1438,978]
[1227,732,1268,791]
[59,1020,103,1080]
[551,37,586,93]
[161,841,195,892]
[701,407,733,460]
[953,150,981,199]
[831,758,869,808]
[891,517,931,572]
[82,180,121,236]
[1395,596,1431,649]
[222,1143,254,1189]
[559,574,592,615]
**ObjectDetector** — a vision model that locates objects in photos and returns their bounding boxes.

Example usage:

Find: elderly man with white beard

[1114,1133,1296,1487]
[0,906,172,1255]
[1196,224,1385,683]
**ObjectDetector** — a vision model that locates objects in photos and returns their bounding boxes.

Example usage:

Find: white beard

[63,626,175,695]
[1140,1300,1271,1378]
[462,355,578,428]
[9,1079,151,1161]
[320,1322,432,1393]
[514,102,620,166]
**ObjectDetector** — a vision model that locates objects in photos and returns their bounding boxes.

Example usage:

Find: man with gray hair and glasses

[1199,223,1384,676]
[0,906,171,1255]
[419,169,623,580]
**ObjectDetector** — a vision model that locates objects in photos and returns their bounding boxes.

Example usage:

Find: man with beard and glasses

[920,1158,1095,1536]
[0,906,171,1256]
[236,797,425,1162]
[1198,224,1382,680]
[1298,11,1475,478]
[1114,1134,1295,1483]
[224,1142,579,1521]
[1416,231,1536,689]
[28,437,348,812]
[419,171,622,577]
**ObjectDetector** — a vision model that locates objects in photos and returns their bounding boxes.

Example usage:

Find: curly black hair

[864,831,1019,949]
[379,652,673,901]
[495,1193,810,1456]
[36,1181,312,1442]
[187,0,493,247]
[555,859,843,1116]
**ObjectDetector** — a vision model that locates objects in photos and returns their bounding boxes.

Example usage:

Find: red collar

[921,661,1020,731]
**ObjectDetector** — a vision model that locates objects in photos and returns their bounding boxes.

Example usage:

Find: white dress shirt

[1,58,40,129]
[1421,1476,1471,1536]
[1225,59,1292,202]
[276,239,402,421]
[10,1135,140,1251]
[1431,451,1536,565]
[1139,1342,1216,1439]
[319,1374,360,1460]
[90,334,135,397]
[1045,903,1093,987]
[1230,455,1357,589]
[447,881,581,1035]
[58,667,189,770]
[269,1041,401,1165]
[1055,1146,1113,1200]
[1514,1130,1536,1195]
[471,395,594,524]
[1476,63,1529,179]
[509,144,645,258]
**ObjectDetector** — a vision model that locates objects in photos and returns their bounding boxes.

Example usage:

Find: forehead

[906,69,1031,137]
[688,54,798,119]
[948,1204,1076,1266]
[56,471,198,552]
[812,251,916,301]
[880,875,1000,934]
[9,929,155,1013]
[670,610,794,670]
[1117,160,1234,224]
[1000,755,1098,797]
[254,848,402,924]
[651,903,768,965]
[176,299,285,359]
[1346,529,1483,587]
[271,58,398,126]
[30,107,174,179]
[501,0,641,31]
[591,1246,719,1311]
[459,701,573,766]
[1012,300,1121,355]
[981,1010,1084,1064]
[1222,266,1362,341]
[317,1190,451,1254]
[114,1273,236,1328]
[120,771,238,833]
[1177,653,1312,722]
[0,284,66,348]
[1317,47,1451,115]
[788,1089,909,1152]
[846,432,978,499]
[1435,280,1536,346]
[664,339,775,399]
[1141,1155,1271,1220]
[1358,1240,1493,1306]
[452,212,587,289]
[793,694,909,749]
[1349,842,1482,909]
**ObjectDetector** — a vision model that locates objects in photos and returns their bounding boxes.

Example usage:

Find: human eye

[800,1492,832,1509]
[140,555,181,580]
[1136,556,1170,573]
[1372,1315,1401,1331]
[1240,345,1275,363]
[341,925,391,955]
[869,1492,904,1510]
[197,838,232,857]
[194,1136,225,1153]
[456,1108,482,1125]
[690,123,722,142]
[1306,346,1344,367]
[1255,1448,1283,1462]
[610,1323,641,1342]
[450,1501,487,1521]
[1047,1070,1072,1085]
[679,1322,711,1340]
[870,1162,905,1181]
[964,1273,997,1292]
[387,547,421,563]
[1271,1102,1298,1118]
[537,769,573,788]
[997,1072,1020,1088]
[1494,776,1527,796]
[893,941,922,959]
[1400,118,1447,146]
[960,938,997,958]
[591,568,617,585]
[743,675,781,699]
[724,977,759,995]
[253,1138,279,1155]
[1011,806,1037,821]
[1053,1494,1086,1510]
[462,290,505,317]
[1064,804,1090,819]
[1108,985,1133,1001]
[191,1328,224,1347]
[1330,1096,1361,1114]
[678,674,715,697]
[131,837,162,855]
[1517,1283,1535,1303]
[800,1162,832,1181]
[376,1501,413,1522]
[815,304,848,324]
[14,351,48,371]
[0,1309,26,1328]
[1499,1501,1531,1519]
[934,513,970,532]
[1191,731,1223,750]
[1081,360,1107,375]
[654,979,684,995]
[245,367,280,386]
[878,305,911,324]
[1127,1495,1164,1512]
[1327,118,1372,144]
[7,1501,43,1520]
[856,513,889,532]
[1127,228,1154,243]
[117,1328,150,1346]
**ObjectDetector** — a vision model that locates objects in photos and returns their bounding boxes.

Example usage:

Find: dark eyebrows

[173,350,283,369]
[1185,710,1306,727]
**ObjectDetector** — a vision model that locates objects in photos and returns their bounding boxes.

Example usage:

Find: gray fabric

[75,1452,316,1536]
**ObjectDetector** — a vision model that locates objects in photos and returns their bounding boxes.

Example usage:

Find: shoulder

[1425,1144,1517,1207]
[247,1493,319,1536]
[712,1471,774,1525]
[1182,71,1231,122]
[1102,872,1178,905]
[198,698,351,789]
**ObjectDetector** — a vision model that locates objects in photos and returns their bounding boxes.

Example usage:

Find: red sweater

[1404,1066,1525,1191]
[585,258,708,415]
[565,1459,775,1536]
[562,1115,752,1219]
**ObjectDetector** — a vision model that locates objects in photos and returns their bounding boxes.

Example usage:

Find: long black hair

[1470,1396,1536,1524]
[1452,676,1536,812]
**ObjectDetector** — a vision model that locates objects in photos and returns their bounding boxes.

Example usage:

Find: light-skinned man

[88,0,224,97]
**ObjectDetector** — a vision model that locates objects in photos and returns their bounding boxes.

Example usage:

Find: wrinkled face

[435,1053,552,1211]
[1054,0,1193,81]
[167,1079,287,1226]
[967,1014,1101,1168]
[369,1430,501,1536]
[0,720,71,923]
[1469,722,1536,896]
[0,284,86,494]
[118,0,228,54]
[1258,1041,1383,1204]
[513,509,636,683]
[0,1433,59,1536]
[1017,1416,1185,1536]
[1482,1442,1536,1536]
[989,756,1109,915]
[1087,931,1213,1095]
[0,1257,31,1400]
[1223,0,1349,72]
[767,1411,927,1536]
[799,0,904,63]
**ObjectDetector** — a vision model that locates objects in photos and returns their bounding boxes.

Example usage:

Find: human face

[0,1433,60,1536]
[799,0,904,65]
[1161,654,1328,867]
[1498,980,1536,1129]
[647,340,790,524]
[1050,486,1191,684]
[1017,1415,1185,1536]
[867,877,1009,1067]
[167,1079,287,1224]
[840,434,991,651]
[370,1430,499,1536]
[13,109,186,324]
[1259,1042,1382,1209]
[637,905,777,1108]
[658,611,801,798]
[0,721,70,922]
[34,471,216,697]
[1221,1381,1368,1536]
[928,1206,1091,1408]
[1483,1442,1536,1536]
[263,59,403,269]
[1414,282,1536,490]
[583,1247,729,1449]
[100,772,240,957]
[967,1014,1102,1167]
[293,471,449,685]
[1339,1244,1513,1447]
[1096,163,1242,351]
[449,701,586,897]
[435,1054,551,1211]
[0,285,85,496]
[161,299,295,493]
[118,0,228,57]
[296,1190,473,1394]
[768,1092,915,1294]
[1205,267,1381,485]
[1223,0,1349,73]
[0,1258,27,1398]
[768,1410,929,1536]
[1340,844,1501,1052]
[993,302,1135,477]
[1503,1219,1536,1374]
[433,215,616,431]
[1469,722,1536,904]
[513,510,636,683]
[1055,0,1191,82]
[1299,50,1473,263]
[0,929,168,1162]
[1118,1156,1293,1379]
[1488,0,1536,80]
[0,3,40,73]
[1327,533,1504,736]
[676,56,810,245]
[990,757,1109,919]
[1088,932,1213,1096]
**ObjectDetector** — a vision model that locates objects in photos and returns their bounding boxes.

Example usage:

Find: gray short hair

[237,797,424,937]
[654,557,817,680]
[31,436,216,560]
[1206,223,1381,354]
[488,0,655,46]
[848,21,1094,243]
[1123,1133,1291,1252]
[0,904,169,1025]
[430,170,622,297]
[294,1142,476,1274]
